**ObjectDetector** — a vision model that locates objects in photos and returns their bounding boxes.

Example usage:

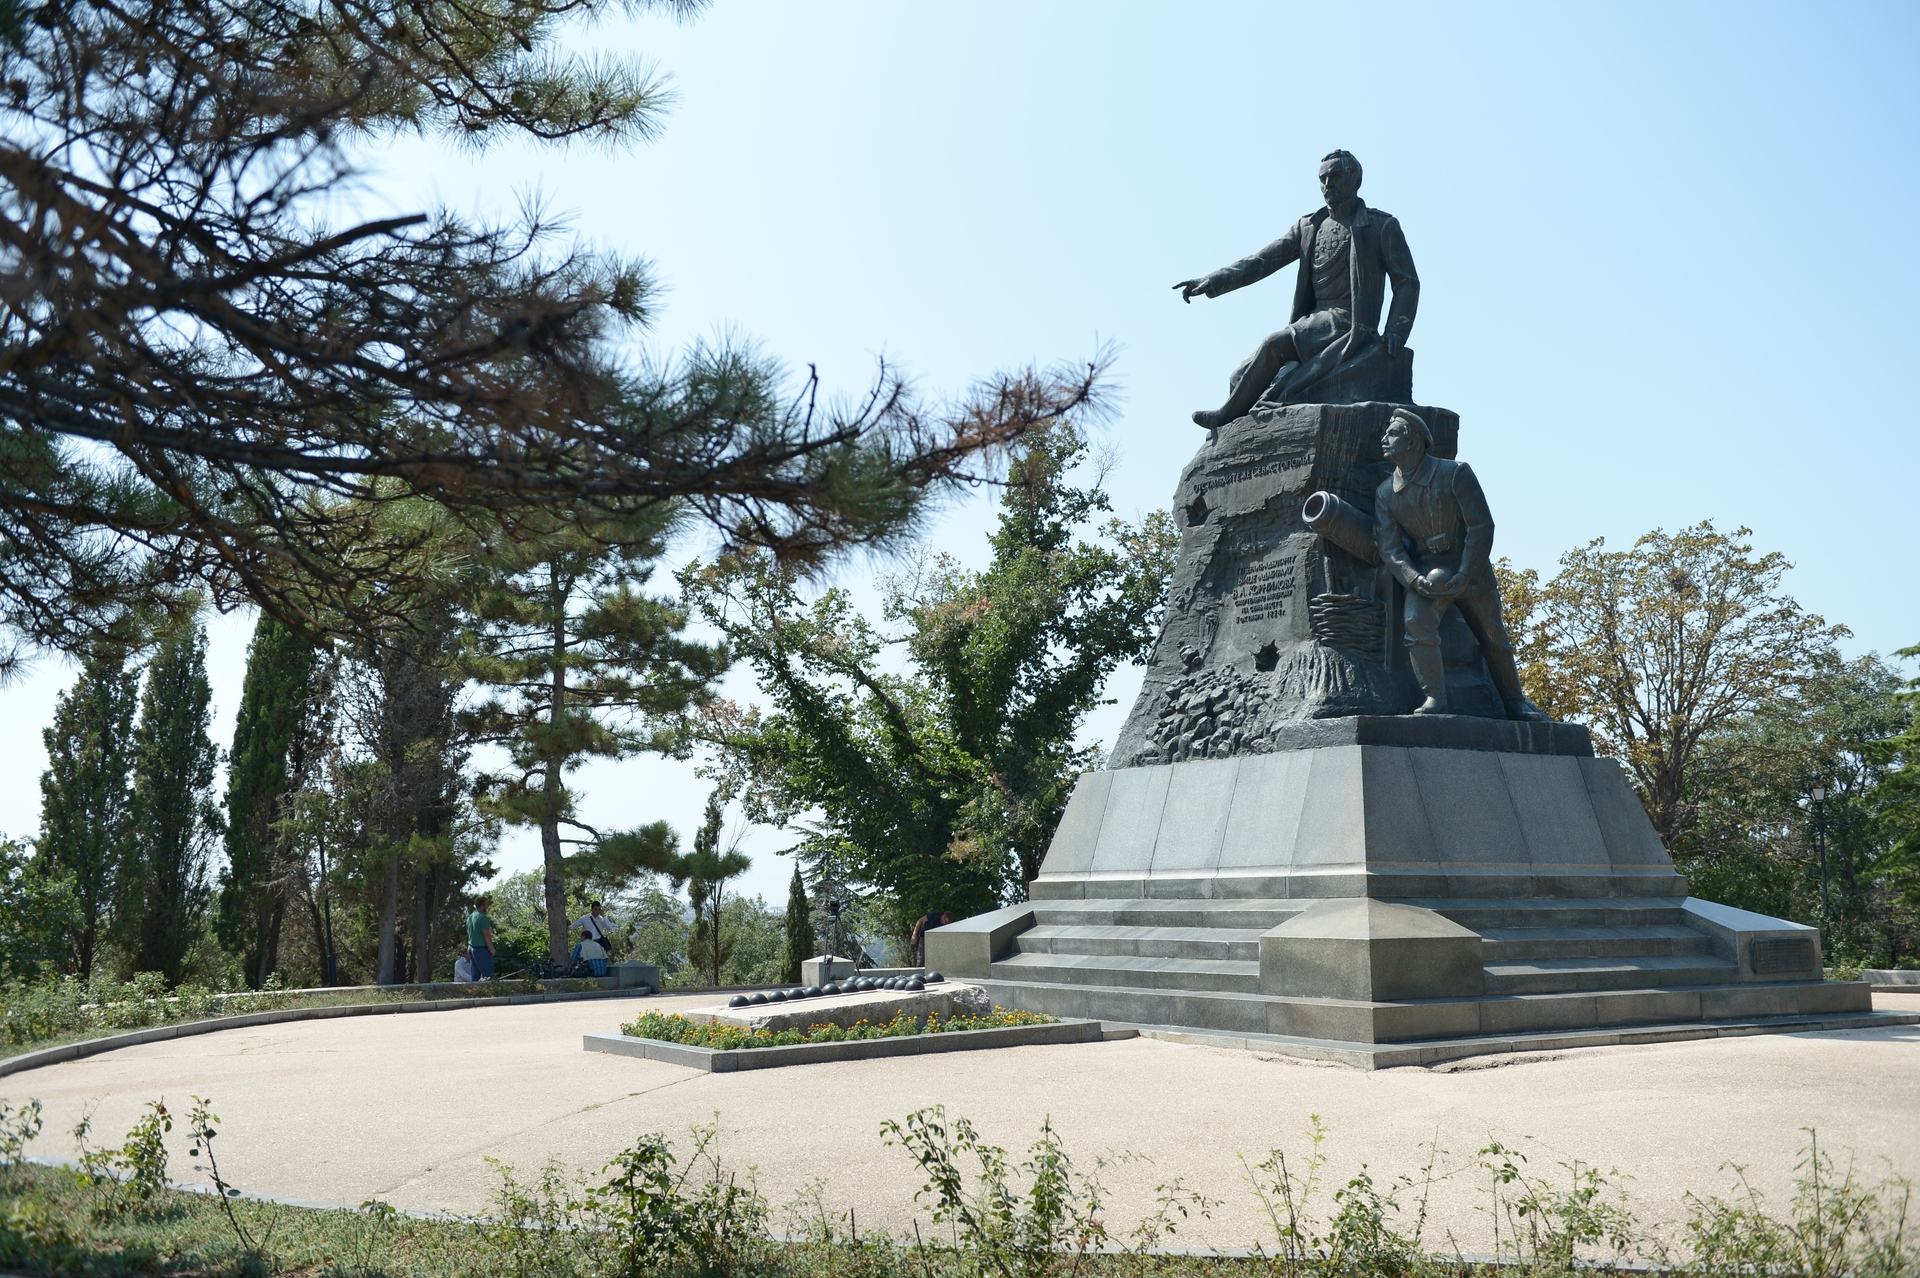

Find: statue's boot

[1191,362,1277,430]
[1481,643,1553,723]
[1408,645,1448,714]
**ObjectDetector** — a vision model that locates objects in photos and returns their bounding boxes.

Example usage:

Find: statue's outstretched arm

[1174,225,1303,302]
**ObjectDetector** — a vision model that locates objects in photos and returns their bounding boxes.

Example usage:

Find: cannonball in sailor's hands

[1421,568,1451,593]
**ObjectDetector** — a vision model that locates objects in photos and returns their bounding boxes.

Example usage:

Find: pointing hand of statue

[1173,279,1206,303]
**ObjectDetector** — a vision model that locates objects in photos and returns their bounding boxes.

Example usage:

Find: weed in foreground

[1241,1114,1443,1277]
[1679,1131,1916,1278]
[1472,1137,1637,1271]
[0,1093,1916,1277]
[72,1099,173,1220]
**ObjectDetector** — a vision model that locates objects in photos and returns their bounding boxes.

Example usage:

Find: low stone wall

[1,986,653,1079]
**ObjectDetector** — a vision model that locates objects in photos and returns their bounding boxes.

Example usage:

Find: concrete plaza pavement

[5,990,1917,1254]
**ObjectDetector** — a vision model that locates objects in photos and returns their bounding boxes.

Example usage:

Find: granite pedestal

[926,718,1870,1051]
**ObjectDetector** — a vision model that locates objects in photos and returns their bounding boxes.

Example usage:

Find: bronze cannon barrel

[1301,490,1377,563]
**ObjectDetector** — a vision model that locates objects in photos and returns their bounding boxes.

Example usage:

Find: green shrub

[621,1007,1056,1050]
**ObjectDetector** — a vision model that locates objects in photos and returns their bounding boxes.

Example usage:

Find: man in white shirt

[569,901,616,965]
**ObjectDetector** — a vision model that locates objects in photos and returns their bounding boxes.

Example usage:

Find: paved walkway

[6,991,1917,1254]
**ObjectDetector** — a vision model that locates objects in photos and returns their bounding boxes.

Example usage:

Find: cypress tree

[219,615,317,988]
[126,621,220,984]
[781,863,815,984]
[37,648,140,978]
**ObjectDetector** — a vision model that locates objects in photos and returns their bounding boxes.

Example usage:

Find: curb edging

[1,987,656,1079]
[585,1017,1104,1071]
[1109,1007,1920,1070]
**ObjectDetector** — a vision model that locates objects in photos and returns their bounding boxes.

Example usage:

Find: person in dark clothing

[910,909,952,967]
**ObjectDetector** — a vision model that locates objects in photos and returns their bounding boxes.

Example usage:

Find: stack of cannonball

[728,972,944,1009]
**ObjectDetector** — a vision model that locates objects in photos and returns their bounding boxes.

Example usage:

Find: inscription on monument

[1233,558,1297,625]
[1196,458,1298,498]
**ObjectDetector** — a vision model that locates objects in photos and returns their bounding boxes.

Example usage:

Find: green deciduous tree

[782,863,816,984]
[124,621,221,984]
[1500,534,1920,966]
[465,514,728,966]
[1864,644,1920,961]
[689,424,1177,931]
[1508,523,1846,846]
[218,616,322,987]
[0,839,80,979]
[1674,652,1914,963]
[35,647,139,977]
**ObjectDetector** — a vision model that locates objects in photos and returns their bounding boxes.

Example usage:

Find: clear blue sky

[4,2,1915,909]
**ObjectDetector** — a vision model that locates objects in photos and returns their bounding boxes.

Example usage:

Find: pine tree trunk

[77,917,97,983]
[255,895,283,988]
[303,892,328,985]
[376,851,400,984]
[543,787,568,968]
[543,603,570,968]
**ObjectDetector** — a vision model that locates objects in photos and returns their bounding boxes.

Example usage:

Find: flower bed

[621,1007,1056,1051]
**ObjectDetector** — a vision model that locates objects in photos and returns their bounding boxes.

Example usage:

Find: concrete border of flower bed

[1,986,655,1079]
[583,1017,1105,1071]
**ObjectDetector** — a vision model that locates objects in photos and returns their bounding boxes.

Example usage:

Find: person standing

[569,901,616,965]
[909,909,951,967]
[467,895,497,980]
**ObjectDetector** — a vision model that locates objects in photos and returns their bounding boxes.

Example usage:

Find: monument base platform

[925,743,1861,1054]
[1093,1004,1916,1071]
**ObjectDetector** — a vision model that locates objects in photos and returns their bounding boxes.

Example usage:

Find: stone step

[1404,897,1692,931]
[1015,923,1264,963]
[1479,924,1717,961]
[990,950,1261,994]
[1030,899,1305,931]
[1483,954,1741,995]
[976,974,1865,1044]
[981,975,1275,1034]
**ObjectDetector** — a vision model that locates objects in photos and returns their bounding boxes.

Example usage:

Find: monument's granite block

[1113,401,1516,768]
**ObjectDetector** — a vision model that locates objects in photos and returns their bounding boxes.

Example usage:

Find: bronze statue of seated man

[1175,150,1419,425]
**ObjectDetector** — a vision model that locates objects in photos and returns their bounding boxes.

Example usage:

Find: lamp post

[1810,785,1829,923]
